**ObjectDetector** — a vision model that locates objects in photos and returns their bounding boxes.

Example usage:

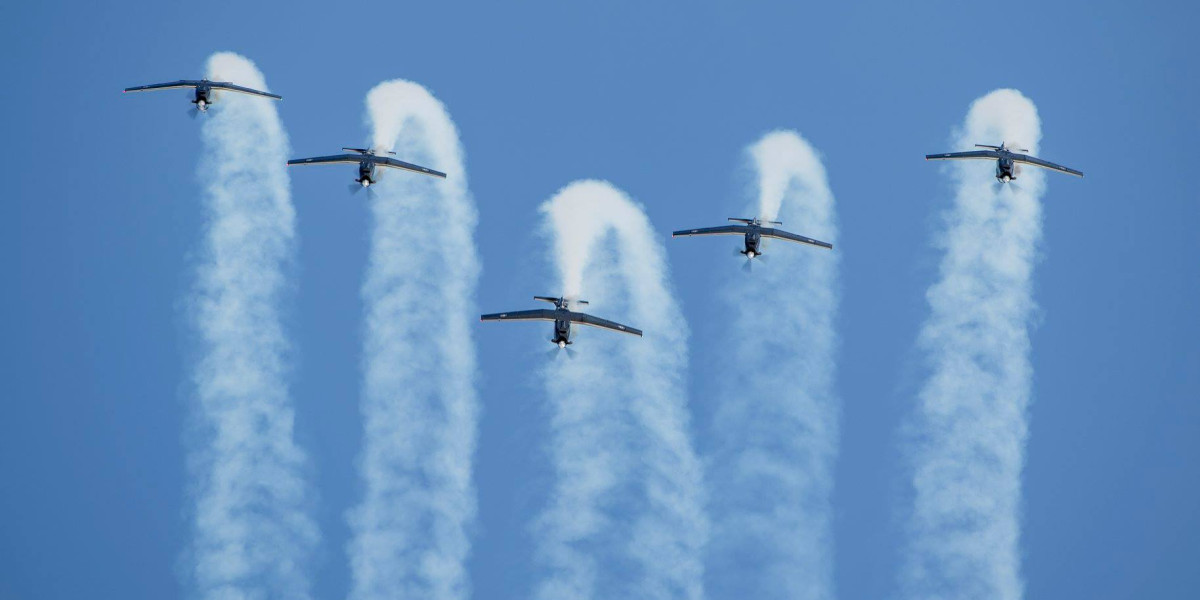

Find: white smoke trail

[348,80,480,600]
[903,89,1046,600]
[188,52,317,600]
[534,180,708,600]
[705,131,840,600]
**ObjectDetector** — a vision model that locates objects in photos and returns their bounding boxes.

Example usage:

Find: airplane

[672,217,832,265]
[925,142,1083,182]
[288,147,446,189]
[123,79,281,113]
[480,296,642,348]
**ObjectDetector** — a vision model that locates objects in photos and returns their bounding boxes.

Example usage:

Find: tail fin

[974,144,1002,150]
[534,296,560,305]
[767,220,783,225]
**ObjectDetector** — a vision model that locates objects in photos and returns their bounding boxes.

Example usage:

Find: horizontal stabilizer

[341,147,396,156]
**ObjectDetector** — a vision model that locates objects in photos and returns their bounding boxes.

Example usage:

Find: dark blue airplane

[288,147,445,190]
[926,142,1083,182]
[481,296,642,348]
[123,79,281,114]
[673,217,832,269]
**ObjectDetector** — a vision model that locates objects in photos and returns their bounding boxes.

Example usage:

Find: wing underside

[480,309,558,323]
[377,157,447,179]
[123,80,203,93]
[924,150,1001,161]
[760,228,833,249]
[672,225,750,237]
[1012,154,1084,177]
[569,312,643,337]
[209,82,283,100]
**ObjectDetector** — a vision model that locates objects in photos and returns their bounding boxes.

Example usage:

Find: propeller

[734,247,754,272]
[349,182,363,195]
[187,106,200,119]
[546,341,576,360]
[742,257,753,272]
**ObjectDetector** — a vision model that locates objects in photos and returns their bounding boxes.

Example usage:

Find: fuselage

[742,230,762,258]
[552,316,573,346]
[192,84,212,111]
[996,155,1016,182]
[358,160,377,186]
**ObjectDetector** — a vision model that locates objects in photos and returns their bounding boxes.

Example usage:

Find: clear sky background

[2,1,1197,599]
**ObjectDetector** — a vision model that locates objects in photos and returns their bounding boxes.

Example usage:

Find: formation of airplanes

[125,74,1085,349]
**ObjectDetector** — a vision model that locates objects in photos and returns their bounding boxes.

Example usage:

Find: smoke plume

[188,52,318,600]
[903,88,1046,600]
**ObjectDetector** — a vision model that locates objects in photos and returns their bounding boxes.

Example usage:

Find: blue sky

[2,1,1198,598]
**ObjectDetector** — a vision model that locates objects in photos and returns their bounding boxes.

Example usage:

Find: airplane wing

[210,82,283,101]
[377,156,447,179]
[760,228,833,250]
[287,154,363,167]
[1011,153,1084,178]
[569,312,643,337]
[480,309,558,323]
[672,225,750,237]
[924,150,1001,161]
[123,80,203,93]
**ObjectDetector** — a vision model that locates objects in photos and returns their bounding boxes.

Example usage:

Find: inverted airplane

[123,79,281,112]
[480,296,642,348]
[288,147,446,187]
[925,143,1083,182]
[672,217,832,261]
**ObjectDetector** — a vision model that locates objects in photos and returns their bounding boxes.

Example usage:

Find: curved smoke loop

[349,80,481,600]
[706,130,841,600]
[535,180,708,600]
